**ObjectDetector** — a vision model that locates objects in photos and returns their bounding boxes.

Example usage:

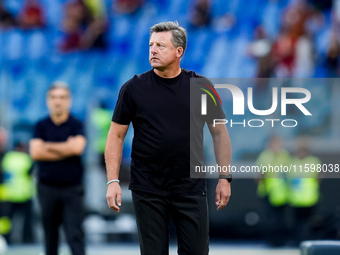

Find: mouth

[150,57,159,61]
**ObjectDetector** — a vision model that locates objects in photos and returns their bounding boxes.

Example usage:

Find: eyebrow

[149,40,167,44]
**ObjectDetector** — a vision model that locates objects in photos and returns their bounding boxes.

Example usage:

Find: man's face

[268,137,282,153]
[149,31,182,70]
[47,88,71,116]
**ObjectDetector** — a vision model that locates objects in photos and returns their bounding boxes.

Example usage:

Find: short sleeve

[112,83,136,125]
[201,80,226,125]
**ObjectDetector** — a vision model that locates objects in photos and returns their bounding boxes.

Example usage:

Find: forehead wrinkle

[149,32,173,45]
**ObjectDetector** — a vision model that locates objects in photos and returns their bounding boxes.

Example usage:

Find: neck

[153,65,181,78]
[50,112,69,125]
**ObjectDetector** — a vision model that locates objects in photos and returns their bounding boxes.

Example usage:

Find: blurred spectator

[189,0,211,29]
[90,101,112,172]
[332,0,340,26]
[326,30,340,77]
[82,0,108,49]
[272,0,322,77]
[113,0,145,14]
[0,127,7,159]
[0,127,8,187]
[248,26,274,93]
[60,0,108,52]
[1,142,35,244]
[272,27,297,77]
[294,35,314,77]
[282,0,313,40]
[256,136,291,246]
[309,0,332,12]
[60,1,84,52]
[0,1,16,29]
[248,26,274,78]
[287,136,321,245]
[17,0,45,29]
[0,127,10,242]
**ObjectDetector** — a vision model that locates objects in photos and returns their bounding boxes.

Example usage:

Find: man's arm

[29,135,86,161]
[29,139,66,161]
[105,121,129,213]
[208,123,232,211]
[44,135,86,157]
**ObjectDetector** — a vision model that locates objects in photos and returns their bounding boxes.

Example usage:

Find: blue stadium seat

[25,30,48,60]
[42,0,63,28]
[3,29,24,60]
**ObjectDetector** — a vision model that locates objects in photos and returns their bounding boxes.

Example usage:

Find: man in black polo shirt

[106,21,232,255]
[30,82,86,255]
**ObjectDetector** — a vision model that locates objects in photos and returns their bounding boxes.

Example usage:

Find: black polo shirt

[33,115,85,186]
[112,69,226,196]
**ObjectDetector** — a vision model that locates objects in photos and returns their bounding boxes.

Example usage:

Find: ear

[176,47,184,58]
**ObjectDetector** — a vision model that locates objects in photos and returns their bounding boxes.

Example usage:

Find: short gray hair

[47,81,71,97]
[150,21,187,54]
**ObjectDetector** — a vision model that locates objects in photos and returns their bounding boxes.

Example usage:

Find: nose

[150,44,157,55]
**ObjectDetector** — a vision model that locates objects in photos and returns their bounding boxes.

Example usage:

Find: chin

[152,65,165,71]
[150,61,163,67]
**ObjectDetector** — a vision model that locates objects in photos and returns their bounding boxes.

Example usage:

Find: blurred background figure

[90,101,112,173]
[256,136,291,247]
[189,0,211,29]
[30,83,87,255]
[0,128,7,162]
[112,0,145,15]
[60,0,84,52]
[248,25,274,96]
[0,127,11,243]
[248,26,274,79]
[0,0,16,29]
[0,142,35,244]
[325,30,340,77]
[272,27,297,78]
[17,0,45,30]
[271,0,322,78]
[281,0,312,41]
[60,0,108,52]
[287,136,321,246]
[81,0,108,49]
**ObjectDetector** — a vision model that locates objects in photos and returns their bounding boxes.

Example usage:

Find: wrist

[43,142,51,151]
[107,179,120,186]
[218,174,232,183]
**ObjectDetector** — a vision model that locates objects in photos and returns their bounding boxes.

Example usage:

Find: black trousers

[263,199,288,247]
[289,206,316,244]
[38,183,85,255]
[132,191,209,255]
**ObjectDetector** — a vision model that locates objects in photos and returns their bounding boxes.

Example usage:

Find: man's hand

[105,122,128,212]
[45,135,86,157]
[215,179,231,210]
[106,182,122,212]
